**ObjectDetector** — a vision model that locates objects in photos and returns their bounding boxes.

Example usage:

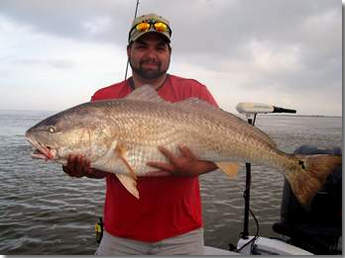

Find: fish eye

[48,126,56,133]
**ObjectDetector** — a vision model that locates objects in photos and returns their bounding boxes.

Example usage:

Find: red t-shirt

[91,74,218,242]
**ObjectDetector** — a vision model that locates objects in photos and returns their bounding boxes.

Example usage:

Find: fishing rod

[124,0,140,81]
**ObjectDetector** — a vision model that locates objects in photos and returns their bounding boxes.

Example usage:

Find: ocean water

[0,110,342,254]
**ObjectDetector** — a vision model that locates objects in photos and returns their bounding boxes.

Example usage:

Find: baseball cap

[128,13,172,43]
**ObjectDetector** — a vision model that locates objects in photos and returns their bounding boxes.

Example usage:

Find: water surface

[0,110,342,254]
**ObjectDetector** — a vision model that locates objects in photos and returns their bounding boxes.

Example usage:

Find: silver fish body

[25,85,341,204]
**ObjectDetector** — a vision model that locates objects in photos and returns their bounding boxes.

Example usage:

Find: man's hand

[146,145,217,177]
[62,154,110,179]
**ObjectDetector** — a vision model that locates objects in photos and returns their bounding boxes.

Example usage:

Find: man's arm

[62,154,110,179]
[147,144,218,177]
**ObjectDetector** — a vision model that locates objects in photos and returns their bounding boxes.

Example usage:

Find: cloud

[0,0,133,45]
[0,14,128,111]
[0,0,341,115]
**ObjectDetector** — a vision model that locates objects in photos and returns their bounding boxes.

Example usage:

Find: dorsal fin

[125,84,165,103]
[126,84,276,148]
[176,98,214,109]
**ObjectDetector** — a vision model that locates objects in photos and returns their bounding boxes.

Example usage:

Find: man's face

[127,33,171,80]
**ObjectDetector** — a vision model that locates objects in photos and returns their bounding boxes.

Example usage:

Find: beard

[129,58,169,80]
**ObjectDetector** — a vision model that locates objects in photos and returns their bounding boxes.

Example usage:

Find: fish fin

[125,84,165,103]
[115,174,139,199]
[115,143,137,180]
[216,162,240,179]
[286,154,342,206]
[177,98,213,108]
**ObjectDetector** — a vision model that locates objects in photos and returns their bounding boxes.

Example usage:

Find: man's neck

[131,73,168,90]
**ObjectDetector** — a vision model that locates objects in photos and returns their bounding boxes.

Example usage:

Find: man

[63,13,218,255]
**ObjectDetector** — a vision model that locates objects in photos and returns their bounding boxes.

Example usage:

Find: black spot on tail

[298,160,306,170]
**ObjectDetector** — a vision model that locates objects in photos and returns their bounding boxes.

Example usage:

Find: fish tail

[285,154,342,206]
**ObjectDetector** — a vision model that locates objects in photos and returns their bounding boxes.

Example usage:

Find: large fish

[25,85,341,205]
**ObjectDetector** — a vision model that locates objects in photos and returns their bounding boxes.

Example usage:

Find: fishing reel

[95,217,104,244]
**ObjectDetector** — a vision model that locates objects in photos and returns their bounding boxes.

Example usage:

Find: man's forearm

[85,169,109,179]
[196,160,218,175]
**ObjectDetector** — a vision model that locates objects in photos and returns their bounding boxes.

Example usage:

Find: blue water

[0,110,342,254]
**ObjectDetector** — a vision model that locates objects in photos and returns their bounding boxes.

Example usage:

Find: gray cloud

[1,1,340,52]
[1,0,340,69]
[0,0,133,44]
[0,0,341,115]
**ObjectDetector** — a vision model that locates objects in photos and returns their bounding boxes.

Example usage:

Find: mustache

[139,59,161,66]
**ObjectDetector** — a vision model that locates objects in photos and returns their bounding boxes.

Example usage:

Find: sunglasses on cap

[136,21,170,32]
[129,19,172,42]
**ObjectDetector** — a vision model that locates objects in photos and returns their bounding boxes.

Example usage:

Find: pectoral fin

[115,174,139,199]
[216,162,239,179]
[115,143,137,180]
[112,143,140,199]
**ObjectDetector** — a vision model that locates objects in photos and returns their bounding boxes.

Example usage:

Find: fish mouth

[26,137,56,160]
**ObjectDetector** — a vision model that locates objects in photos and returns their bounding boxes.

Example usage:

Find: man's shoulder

[169,74,206,89]
[92,81,129,101]
[167,74,218,106]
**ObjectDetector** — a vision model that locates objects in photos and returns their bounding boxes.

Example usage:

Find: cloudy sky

[0,0,342,116]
